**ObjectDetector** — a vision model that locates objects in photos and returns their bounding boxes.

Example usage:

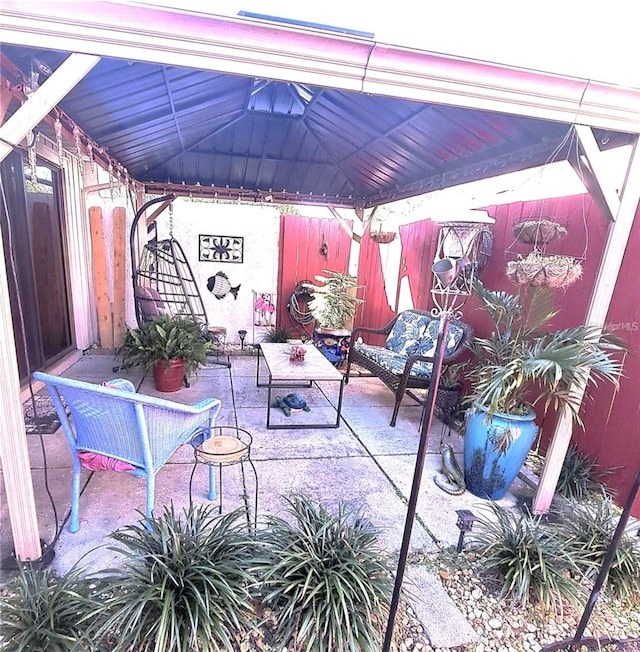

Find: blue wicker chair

[33,371,222,532]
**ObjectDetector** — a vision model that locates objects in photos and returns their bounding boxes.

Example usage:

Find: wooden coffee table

[256,343,344,429]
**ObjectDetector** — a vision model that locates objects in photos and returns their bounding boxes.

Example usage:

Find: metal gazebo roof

[1,3,637,208]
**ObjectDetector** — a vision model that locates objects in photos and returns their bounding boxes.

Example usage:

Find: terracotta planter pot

[153,358,186,392]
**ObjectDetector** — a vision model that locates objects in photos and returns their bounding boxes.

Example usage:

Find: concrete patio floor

[3,349,534,648]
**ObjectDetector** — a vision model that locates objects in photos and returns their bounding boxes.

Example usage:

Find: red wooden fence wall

[276,214,352,338]
[278,198,640,514]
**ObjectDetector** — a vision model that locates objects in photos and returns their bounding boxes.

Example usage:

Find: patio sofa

[344,310,473,426]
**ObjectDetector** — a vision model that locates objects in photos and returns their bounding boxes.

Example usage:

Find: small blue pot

[463,405,539,500]
[312,328,351,367]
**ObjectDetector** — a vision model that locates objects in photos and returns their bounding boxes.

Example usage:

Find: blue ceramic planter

[463,405,539,500]
[312,328,351,367]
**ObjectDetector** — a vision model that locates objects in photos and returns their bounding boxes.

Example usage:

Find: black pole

[571,469,640,645]
[382,312,451,652]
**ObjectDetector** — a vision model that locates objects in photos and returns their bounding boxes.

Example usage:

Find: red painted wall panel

[277,214,352,338]
[276,201,639,514]
[472,195,639,516]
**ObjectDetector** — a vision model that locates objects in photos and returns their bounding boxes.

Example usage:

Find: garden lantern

[455,509,478,553]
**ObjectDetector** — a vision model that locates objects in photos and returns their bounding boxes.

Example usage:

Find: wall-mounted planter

[506,252,582,289]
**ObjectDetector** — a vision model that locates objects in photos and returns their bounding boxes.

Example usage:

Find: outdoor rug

[23,395,63,434]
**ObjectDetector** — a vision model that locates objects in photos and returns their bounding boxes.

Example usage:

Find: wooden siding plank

[89,206,113,349]
[112,207,126,348]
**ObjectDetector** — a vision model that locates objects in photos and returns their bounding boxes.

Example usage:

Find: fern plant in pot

[119,315,211,391]
[305,270,364,367]
[463,280,625,500]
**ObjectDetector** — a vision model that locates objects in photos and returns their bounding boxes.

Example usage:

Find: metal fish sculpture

[207,272,241,300]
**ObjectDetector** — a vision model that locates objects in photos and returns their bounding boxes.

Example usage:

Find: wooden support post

[0,212,42,561]
[533,137,640,514]
[0,53,99,163]
[112,207,126,348]
[89,206,113,349]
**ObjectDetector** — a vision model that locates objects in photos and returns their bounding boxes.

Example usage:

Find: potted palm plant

[463,280,625,500]
[119,315,212,391]
[305,270,364,366]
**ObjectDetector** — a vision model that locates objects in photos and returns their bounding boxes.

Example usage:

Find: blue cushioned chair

[33,371,222,532]
[344,310,473,426]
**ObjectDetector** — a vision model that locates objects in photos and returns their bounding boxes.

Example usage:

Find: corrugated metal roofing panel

[2,44,634,206]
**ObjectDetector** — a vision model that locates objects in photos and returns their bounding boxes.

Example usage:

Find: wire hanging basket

[513,219,568,245]
[506,252,583,289]
[370,231,397,244]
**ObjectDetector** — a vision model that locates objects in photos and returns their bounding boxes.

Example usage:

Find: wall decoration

[254,292,276,325]
[206,272,241,300]
[199,234,244,263]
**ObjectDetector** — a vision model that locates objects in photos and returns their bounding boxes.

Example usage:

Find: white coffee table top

[259,343,343,382]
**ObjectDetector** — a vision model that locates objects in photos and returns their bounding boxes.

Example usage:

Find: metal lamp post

[381,224,486,651]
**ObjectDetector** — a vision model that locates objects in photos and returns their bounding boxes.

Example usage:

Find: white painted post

[0,53,99,163]
[0,218,42,561]
[533,137,640,513]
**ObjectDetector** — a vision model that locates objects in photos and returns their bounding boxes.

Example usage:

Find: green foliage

[262,325,291,343]
[306,270,364,331]
[119,314,211,377]
[469,502,584,611]
[0,563,103,651]
[556,445,611,500]
[253,494,393,652]
[468,280,625,424]
[97,503,256,652]
[556,493,640,604]
[439,361,468,389]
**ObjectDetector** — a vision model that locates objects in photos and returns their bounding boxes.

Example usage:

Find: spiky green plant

[468,280,625,423]
[557,493,640,604]
[253,494,393,652]
[0,563,103,651]
[96,503,256,652]
[305,270,364,331]
[556,445,612,500]
[469,502,584,611]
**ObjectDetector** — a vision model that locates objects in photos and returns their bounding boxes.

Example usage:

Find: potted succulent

[305,270,364,366]
[462,280,625,499]
[119,315,212,391]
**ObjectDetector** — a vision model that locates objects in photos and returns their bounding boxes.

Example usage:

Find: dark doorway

[1,150,73,380]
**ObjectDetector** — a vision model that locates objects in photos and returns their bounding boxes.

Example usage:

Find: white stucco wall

[152,198,281,345]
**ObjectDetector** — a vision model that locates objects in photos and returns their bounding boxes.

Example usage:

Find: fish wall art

[207,272,241,300]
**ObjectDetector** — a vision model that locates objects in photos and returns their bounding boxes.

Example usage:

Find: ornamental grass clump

[96,503,256,652]
[0,563,104,651]
[469,502,584,612]
[557,493,640,604]
[556,445,612,501]
[253,494,394,652]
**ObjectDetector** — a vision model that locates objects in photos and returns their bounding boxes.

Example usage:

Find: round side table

[189,426,258,527]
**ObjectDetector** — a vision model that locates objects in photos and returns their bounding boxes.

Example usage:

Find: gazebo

[1,1,639,563]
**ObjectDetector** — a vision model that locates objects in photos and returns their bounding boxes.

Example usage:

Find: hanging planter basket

[513,219,567,245]
[370,231,397,244]
[506,252,583,289]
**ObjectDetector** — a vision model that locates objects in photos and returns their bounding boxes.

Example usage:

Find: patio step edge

[405,565,479,648]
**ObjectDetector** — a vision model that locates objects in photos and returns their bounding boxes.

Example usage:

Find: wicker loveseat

[344,310,473,426]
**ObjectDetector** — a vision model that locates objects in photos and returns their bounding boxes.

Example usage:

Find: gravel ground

[390,550,640,652]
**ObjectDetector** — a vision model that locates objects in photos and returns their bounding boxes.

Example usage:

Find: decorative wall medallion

[199,235,244,263]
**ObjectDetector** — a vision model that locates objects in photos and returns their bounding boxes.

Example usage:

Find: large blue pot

[312,327,351,367]
[463,405,539,500]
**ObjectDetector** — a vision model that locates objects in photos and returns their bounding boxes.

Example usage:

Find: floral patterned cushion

[411,320,464,358]
[384,312,432,356]
[354,343,433,378]
[357,317,465,380]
